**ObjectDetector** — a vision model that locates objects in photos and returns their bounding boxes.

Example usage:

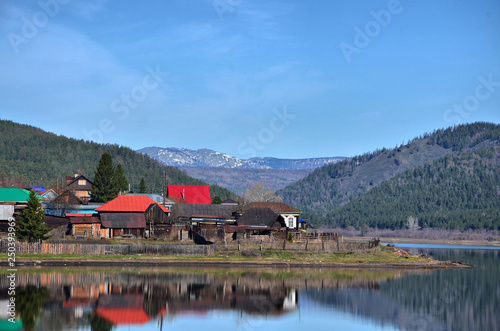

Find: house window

[288,217,295,228]
[78,180,86,186]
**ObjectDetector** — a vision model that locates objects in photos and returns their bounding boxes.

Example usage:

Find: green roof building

[0,188,42,203]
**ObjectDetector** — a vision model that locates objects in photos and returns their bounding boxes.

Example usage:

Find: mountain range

[138,147,345,170]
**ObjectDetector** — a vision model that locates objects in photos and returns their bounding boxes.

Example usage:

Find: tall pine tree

[138,177,147,193]
[15,190,52,243]
[90,153,116,203]
[113,163,128,193]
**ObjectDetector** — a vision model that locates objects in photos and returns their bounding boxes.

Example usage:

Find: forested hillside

[280,122,500,229]
[0,120,236,200]
[327,146,500,230]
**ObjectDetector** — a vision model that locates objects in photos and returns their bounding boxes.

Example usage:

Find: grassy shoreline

[0,245,474,270]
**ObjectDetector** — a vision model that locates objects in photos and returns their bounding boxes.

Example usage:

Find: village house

[95,195,171,239]
[0,188,44,232]
[44,191,102,217]
[170,203,239,240]
[237,202,302,230]
[65,174,93,203]
[228,207,287,240]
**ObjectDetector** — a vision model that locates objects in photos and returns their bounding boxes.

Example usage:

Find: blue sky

[1,0,499,159]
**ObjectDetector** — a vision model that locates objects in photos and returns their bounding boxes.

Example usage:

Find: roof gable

[51,190,84,205]
[167,185,211,204]
[96,195,170,213]
[65,174,93,191]
[237,207,285,227]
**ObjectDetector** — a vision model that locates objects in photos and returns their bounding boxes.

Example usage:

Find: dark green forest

[0,120,236,200]
[327,146,500,230]
[280,122,500,230]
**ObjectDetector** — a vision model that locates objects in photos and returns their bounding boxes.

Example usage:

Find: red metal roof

[167,185,211,204]
[95,195,171,213]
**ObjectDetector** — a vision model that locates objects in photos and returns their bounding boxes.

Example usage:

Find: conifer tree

[138,177,147,193]
[212,196,222,204]
[90,153,116,203]
[15,190,52,243]
[113,163,128,193]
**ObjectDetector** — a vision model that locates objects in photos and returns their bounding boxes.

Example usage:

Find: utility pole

[163,170,166,206]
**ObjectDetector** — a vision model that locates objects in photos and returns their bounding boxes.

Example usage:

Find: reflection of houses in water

[0,270,410,329]
[89,278,299,326]
[160,282,298,318]
[0,272,299,327]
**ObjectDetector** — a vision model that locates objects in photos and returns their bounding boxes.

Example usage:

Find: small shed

[67,213,101,237]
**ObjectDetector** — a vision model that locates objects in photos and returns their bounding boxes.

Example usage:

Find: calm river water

[1,244,499,331]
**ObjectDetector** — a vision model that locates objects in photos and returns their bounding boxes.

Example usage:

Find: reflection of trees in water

[87,312,113,331]
[304,287,446,331]
[15,286,49,331]
[303,251,499,331]
[379,249,500,331]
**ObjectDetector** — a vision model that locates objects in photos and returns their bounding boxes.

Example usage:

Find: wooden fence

[215,237,380,253]
[291,232,339,242]
[0,241,214,256]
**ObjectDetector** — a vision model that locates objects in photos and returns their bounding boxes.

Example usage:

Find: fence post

[260,240,263,251]
[283,240,286,250]
[322,240,325,251]
[305,240,308,251]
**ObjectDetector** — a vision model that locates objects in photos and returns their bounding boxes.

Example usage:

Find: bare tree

[244,182,283,203]
[406,216,420,231]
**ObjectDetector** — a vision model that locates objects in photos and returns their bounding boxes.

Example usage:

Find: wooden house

[170,203,238,240]
[65,174,93,202]
[237,202,302,230]
[95,195,171,239]
[227,207,287,240]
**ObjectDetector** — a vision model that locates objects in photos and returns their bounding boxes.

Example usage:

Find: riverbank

[0,258,472,270]
[0,245,474,270]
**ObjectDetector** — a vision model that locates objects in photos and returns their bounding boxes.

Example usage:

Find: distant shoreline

[355,237,500,247]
